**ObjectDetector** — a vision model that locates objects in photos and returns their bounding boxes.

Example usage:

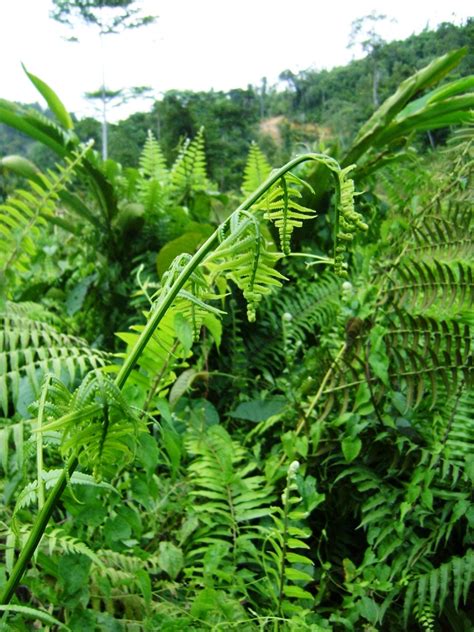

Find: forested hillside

[0,13,473,632]
[1,19,473,191]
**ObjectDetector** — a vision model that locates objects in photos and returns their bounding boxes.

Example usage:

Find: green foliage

[0,43,473,632]
[0,302,109,418]
[0,146,87,294]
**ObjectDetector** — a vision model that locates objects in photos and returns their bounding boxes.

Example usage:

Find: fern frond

[13,470,115,514]
[0,145,88,285]
[254,174,316,255]
[139,130,169,181]
[207,211,285,321]
[403,549,474,625]
[408,206,474,262]
[138,131,170,213]
[0,305,109,417]
[385,259,473,312]
[241,142,272,197]
[384,311,472,408]
[170,127,209,196]
[184,424,275,569]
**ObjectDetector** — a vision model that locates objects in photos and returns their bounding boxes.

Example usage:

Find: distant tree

[50,0,155,34]
[348,12,395,107]
[50,0,156,159]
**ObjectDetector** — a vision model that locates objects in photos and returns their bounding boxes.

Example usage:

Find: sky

[0,0,472,122]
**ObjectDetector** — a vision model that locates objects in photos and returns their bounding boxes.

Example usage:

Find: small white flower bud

[288,460,300,475]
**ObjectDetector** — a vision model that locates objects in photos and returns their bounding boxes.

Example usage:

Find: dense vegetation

[0,21,473,632]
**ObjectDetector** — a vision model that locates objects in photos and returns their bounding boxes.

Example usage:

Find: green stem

[36,375,52,511]
[0,152,334,605]
[0,454,78,605]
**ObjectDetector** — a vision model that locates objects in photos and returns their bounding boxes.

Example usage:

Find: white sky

[0,0,472,122]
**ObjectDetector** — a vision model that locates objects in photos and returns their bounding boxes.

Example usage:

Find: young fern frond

[139,130,169,181]
[36,369,146,479]
[0,145,88,286]
[170,127,209,197]
[116,260,223,405]
[241,142,272,197]
[138,131,170,213]
[263,461,314,621]
[207,211,285,321]
[333,165,368,276]
[252,174,316,255]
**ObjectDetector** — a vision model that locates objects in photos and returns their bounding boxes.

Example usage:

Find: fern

[207,211,286,321]
[184,424,275,576]
[262,461,315,622]
[403,550,474,626]
[0,304,109,417]
[0,145,88,288]
[241,142,272,197]
[246,271,341,374]
[139,130,169,181]
[138,130,170,213]
[35,369,146,479]
[384,259,473,312]
[171,127,209,197]
[256,174,316,255]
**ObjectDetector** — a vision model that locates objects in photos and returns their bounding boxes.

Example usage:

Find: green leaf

[0,155,39,179]
[341,437,362,462]
[0,101,68,156]
[229,397,286,422]
[357,596,380,625]
[285,567,314,582]
[66,275,95,316]
[22,65,74,130]
[283,585,313,600]
[343,48,467,166]
[136,568,152,608]
[173,312,193,353]
[156,228,213,278]
[286,552,314,566]
[58,553,91,597]
[158,541,184,580]
[0,605,70,630]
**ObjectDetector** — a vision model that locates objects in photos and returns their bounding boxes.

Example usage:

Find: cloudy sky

[0,0,472,121]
